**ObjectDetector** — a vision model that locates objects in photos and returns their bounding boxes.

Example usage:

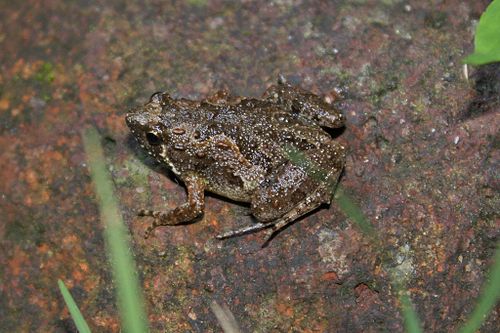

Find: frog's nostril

[125,114,137,128]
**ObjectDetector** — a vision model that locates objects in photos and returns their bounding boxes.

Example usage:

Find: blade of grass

[282,111,497,332]
[335,187,423,333]
[210,300,242,333]
[334,185,376,237]
[58,279,92,333]
[283,146,375,237]
[399,291,423,333]
[458,244,500,333]
[82,127,149,333]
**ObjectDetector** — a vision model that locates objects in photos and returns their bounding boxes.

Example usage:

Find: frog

[125,77,346,243]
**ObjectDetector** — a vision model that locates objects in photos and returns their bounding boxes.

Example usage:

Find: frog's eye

[146,132,162,146]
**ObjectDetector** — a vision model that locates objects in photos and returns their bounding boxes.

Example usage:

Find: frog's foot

[261,193,325,245]
[137,174,206,239]
[138,209,157,217]
[136,210,161,238]
[138,203,205,239]
[143,221,156,239]
[216,190,324,244]
[137,209,165,239]
[215,222,271,239]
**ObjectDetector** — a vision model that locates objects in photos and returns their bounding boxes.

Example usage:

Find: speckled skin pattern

[126,79,346,240]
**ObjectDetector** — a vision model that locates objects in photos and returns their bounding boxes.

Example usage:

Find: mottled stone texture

[0,1,498,332]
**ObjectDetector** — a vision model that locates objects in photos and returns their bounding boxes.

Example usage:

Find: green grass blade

[463,0,500,65]
[334,187,424,332]
[282,145,376,237]
[334,185,375,237]
[282,130,499,332]
[82,127,149,333]
[399,292,423,333]
[458,244,500,333]
[58,279,92,333]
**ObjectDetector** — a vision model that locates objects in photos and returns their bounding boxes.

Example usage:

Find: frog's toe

[138,209,152,216]
[216,222,270,239]
[143,223,157,239]
[262,227,277,244]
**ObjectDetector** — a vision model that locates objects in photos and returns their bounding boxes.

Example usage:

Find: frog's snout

[125,112,138,129]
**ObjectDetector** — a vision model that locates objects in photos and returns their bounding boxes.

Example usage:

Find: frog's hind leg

[216,160,320,241]
[263,78,345,129]
[215,222,271,239]
[261,193,326,244]
[215,187,329,244]
[254,147,344,244]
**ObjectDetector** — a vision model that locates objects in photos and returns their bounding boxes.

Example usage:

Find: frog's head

[126,92,173,162]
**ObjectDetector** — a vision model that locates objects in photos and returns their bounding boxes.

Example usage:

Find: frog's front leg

[139,173,206,238]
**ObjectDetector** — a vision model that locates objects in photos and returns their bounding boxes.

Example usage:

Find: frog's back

[210,98,331,165]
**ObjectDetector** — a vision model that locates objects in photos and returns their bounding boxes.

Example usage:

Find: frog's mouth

[126,113,152,145]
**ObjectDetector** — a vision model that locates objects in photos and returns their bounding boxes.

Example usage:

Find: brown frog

[126,78,346,243]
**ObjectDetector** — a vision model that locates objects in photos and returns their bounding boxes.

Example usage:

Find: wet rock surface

[0,1,497,331]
